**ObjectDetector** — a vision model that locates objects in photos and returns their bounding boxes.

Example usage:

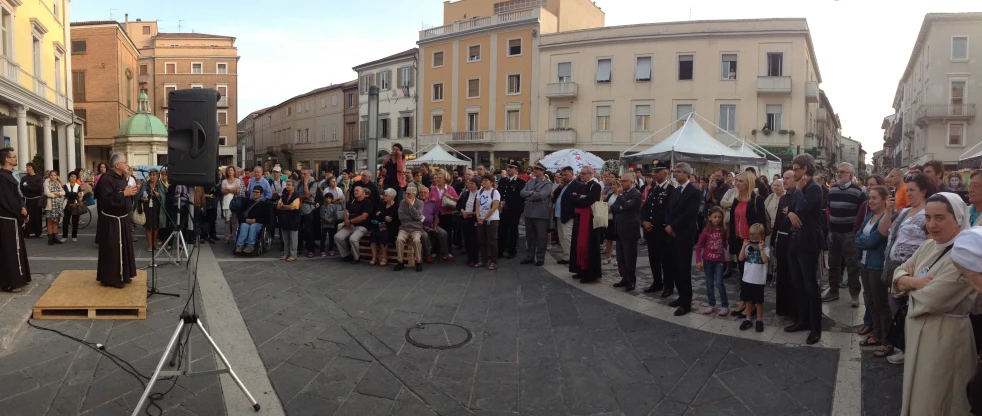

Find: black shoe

[739,320,753,331]
[557,259,569,265]
[643,285,662,294]
[102,282,125,289]
[784,323,810,333]
[579,277,598,284]
[47,235,54,245]
[572,273,583,280]
[660,289,674,298]
[123,278,133,284]
[53,237,63,244]
[415,264,423,272]
[806,330,822,345]
[506,253,516,259]
[340,255,353,262]
[668,299,681,307]
[350,259,360,265]
[393,263,404,271]
[520,259,535,265]
[613,280,628,288]
[755,320,764,333]
[673,306,690,316]
[535,261,544,266]
[624,285,635,292]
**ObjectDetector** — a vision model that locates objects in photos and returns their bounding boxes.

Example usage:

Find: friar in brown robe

[0,148,31,292]
[96,154,138,288]
[19,163,43,238]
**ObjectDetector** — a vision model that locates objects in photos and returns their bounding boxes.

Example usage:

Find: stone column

[55,121,66,178]
[489,150,495,170]
[42,116,53,173]
[78,122,86,170]
[64,123,76,173]
[15,106,29,168]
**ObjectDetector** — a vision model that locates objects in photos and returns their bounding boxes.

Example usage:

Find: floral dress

[47,180,65,220]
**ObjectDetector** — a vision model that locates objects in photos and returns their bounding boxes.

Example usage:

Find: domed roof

[117,113,167,137]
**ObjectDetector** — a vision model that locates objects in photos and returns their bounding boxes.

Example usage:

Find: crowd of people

[1,145,981,414]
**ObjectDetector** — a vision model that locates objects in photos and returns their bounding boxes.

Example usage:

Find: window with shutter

[719,104,736,132]
[72,70,85,102]
[467,79,480,98]
[433,115,443,133]
[952,37,968,60]
[556,107,570,129]
[506,110,520,130]
[596,106,611,131]
[433,51,444,67]
[635,57,651,81]
[635,105,650,131]
[433,83,444,101]
[507,74,521,94]
[721,54,737,80]
[596,59,611,83]
[558,62,571,83]
[468,45,481,62]
[508,39,522,56]
[678,55,693,80]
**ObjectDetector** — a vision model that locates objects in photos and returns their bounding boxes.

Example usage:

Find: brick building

[123,17,240,166]
[69,21,139,170]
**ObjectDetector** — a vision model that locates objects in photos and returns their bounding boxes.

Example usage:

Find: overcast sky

[74,0,981,156]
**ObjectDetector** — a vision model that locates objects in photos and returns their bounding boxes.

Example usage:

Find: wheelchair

[233,222,272,256]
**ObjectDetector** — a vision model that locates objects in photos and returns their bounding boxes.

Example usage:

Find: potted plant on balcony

[788,130,795,136]
[805,132,814,138]
[778,129,789,135]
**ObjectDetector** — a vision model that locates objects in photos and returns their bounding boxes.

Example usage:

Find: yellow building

[0,0,77,176]
[416,0,604,169]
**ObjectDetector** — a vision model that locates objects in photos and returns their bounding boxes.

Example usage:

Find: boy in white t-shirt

[738,223,769,332]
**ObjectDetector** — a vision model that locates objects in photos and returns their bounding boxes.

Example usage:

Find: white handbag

[591,201,608,229]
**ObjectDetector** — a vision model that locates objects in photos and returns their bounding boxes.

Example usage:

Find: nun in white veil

[892,192,980,416]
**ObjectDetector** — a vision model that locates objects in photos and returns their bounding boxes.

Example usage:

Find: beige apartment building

[341,80,360,172]
[417,0,605,169]
[536,18,830,170]
[888,13,981,169]
[122,17,240,166]
[70,21,139,169]
[252,83,349,175]
[354,47,418,170]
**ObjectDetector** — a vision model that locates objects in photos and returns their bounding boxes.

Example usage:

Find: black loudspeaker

[167,88,221,187]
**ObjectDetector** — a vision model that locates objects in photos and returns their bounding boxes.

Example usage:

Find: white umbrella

[539,149,605,172]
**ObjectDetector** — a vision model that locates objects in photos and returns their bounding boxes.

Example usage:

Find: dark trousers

[454,213,465,249]
[789,249,823,331]
[645,229,674,291]
[439,213,455,251]
[299,211,317,254]
[198,209,218,240]
[320,227,337,253]
[523,218,549,262]
[498,210,520,256]
[671,230,696,308]
[61,209,79,238]
[616,231,639,285]
[462,216,479,263]
[26,202,42,237]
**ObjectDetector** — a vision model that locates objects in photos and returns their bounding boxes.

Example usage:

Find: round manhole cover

[405,322,473,350]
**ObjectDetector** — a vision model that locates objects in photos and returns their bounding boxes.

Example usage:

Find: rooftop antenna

[177,20,185,32]
[109,8,117,20]
[688,6,692,21]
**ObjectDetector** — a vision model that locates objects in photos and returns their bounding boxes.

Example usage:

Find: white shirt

[477,188,500,221]
[742,245,771,285]
[465,190,478,212]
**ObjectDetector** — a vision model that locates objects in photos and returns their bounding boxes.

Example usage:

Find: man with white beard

[822,162,865,305]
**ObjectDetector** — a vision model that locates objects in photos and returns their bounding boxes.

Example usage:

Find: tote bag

[592,201,608,229]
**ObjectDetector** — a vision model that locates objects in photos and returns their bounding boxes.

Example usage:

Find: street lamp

[367,85,379,179]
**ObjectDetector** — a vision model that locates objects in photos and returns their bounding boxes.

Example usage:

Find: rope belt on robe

[101,211,128,282]
[0,216,23,276]
[574,206,592,270]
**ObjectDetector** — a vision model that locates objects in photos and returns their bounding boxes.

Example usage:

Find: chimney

[125,13,129,25]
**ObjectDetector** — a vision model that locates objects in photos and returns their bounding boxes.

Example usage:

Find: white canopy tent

[958,141,982,170]
[621,112,775,166]
[407,142,472,167]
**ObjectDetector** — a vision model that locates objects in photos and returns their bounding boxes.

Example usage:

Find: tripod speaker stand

[131,229,259,415]
[159,204,190,265]
[139,197,179,299]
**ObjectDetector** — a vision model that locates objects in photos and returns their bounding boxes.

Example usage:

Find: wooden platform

[33,270,148,320]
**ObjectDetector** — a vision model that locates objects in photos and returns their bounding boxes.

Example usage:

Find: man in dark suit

[784,154,825,345]
[611,176,643,291]
[664,162,701,316]
[497,163,526,259]
[641,162,675,296]
[552,166,581,265]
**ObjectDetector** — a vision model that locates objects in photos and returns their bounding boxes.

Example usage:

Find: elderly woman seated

[418,187,450,263]
[891,192,980,416]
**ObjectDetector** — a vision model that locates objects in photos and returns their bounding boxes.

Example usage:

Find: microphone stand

[140,187,179,298]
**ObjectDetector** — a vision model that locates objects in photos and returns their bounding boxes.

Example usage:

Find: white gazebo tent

[621,112,777,167]
[958,141,982,170]
[407,142,472,167]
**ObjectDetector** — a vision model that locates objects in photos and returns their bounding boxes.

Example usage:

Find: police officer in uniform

[641,161,675,296]
[496,162,526,259]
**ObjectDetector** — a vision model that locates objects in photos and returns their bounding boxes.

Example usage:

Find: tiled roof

[71,21,122,27]
[352,48,418,70]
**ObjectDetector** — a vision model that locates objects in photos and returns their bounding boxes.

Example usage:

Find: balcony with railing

[757,76,792,94]
[34,79,46,96]
[280,143,295,152]
[546,82,578,99]
[805,81,819,103]
[915,103,976,127]
[138,73,149,84]
[817,107,827,122]
[632,131,653,143]
[419,8,540,40]
[752,129,792,147]
[218,96,229,107]
[1,58,19,83]
[417,131,536,146]
[545,129,576,144]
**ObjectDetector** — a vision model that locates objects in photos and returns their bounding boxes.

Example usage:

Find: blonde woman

[727,171,766,283]
[221,166,245,243]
